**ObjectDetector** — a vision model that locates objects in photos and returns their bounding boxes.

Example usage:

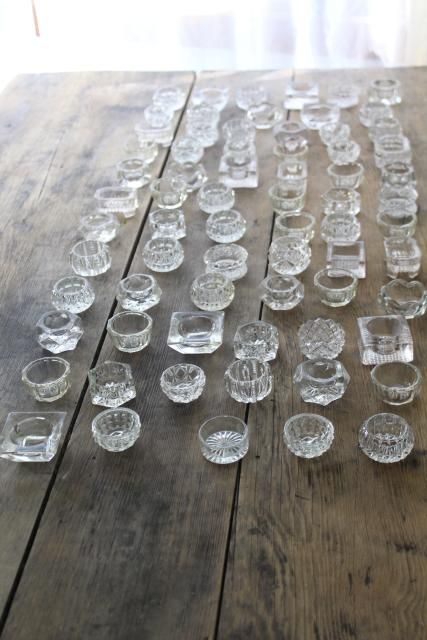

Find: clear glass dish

[224,358,272,403]
[236,85,269,110]
[369,78,402,105]
[384,237,421,279]
[259,274,304,310]
[284,80,319,110]
[314,268,358,307]
[234,321,279,362]
[268,181,306,213]
[191,87,229,111]
[92,408,141,452]
[327,82,360,108]
[294,358,350,406]
[320,213,361,243]
[150,177,187,209]
[199,415,249,464]
[117,158,151,189]
[370,362,421,406]
[283,414,334,458]
[107,311,152,353]
[88,361,136,408]
[274,211,315,242]
[327,140,361,165]
[142,237,184,272]
[319,122,350,146]
[376,211,416,239]
[357,315,413,365]
[359,413,414,463]
[70,240,111,277]
[0,411,66,462]
[359,101,393,127]
[124,136,158,164]
[197,181,235,214]
[148,208,186,240]
[167,311,224,354]
[79,212,119,243]
[247,102,283,129]
[171,136,204,164]
[269,236,311,276]
[22,357,70,403]
[164,161,207,192]
[94,186,138,218]
[36,310,83,353]
[298,318,345,360]
[204,243,248,281]
[51,276,95,314]
[116,274,161,312]
[152,85,186,111]
[160,363,206,403]
[327,162,364,189]
[205,209,247,243]
[326,241,366,278]
[379,279,427,318]
[190,273,235,311]
[300,102,340,130]
[322,188,361,216]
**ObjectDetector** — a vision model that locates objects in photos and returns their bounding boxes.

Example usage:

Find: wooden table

[0,67,426,640]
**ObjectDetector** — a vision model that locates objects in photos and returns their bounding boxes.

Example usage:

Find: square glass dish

[167,311,224,354]
[0,412,66,462]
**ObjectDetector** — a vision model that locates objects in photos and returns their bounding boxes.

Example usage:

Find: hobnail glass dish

[22,357,71,402]
[326,241,366,279]
[164,161,207,192]
[274,212,315,242]
[171,136,204,164]
[359,413,414,463]
[199,415,249,464]
[314,268,358,307]
[369,78,402,105]
[283,414,334,458]
[259,274,304,310]
[268,181,306,213]
[88,361,136,408]
[152,85,186,111]
[384,238,421,279]
[160,363,206,403]
[300,102,340,130]
[224,358,272,403]
[148,208,186,240]
[319,122,350,146]
[379,279,427,319]
[377,211,416,239]
[233,321,279,362]
[327,162,364,189]
[0,411,66,462]
[247,102,283,129]
[142,237,184,272]
[359,101,393,127]
[320,213,361,243]
[117,158,151,189]
[70,240,112,277]
[92,408,141,452]
[79,212,119,243]
[94,186,138,218]
[107,311,152,353]
[370,362,422,406]
[284,80,319,110]
[116,274,162,312]
[167,311,224,354]
[36,310,83,353]
[197,182,235,214]
[357,315,413,365]
[204,243,248,281]
[327,140,361,165]
[294,358,350,406]
[327,82,360,108]
[205,209,247,243]
[191,87,229,111]
[190,273,235,311]
[51,276,95,314]
[322,188,361,216]
[298,318,345,360]
[150,177,187,209]
[236,85,269,110]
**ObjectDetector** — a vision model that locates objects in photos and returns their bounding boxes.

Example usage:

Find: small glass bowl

[92,408,141,452]
[144,104,173,127]
[359,413,414,463]
[107,311,152,353]
[374,134,412,169]
[371,362,421,406]
[384,237,421,279]
[36,310,83,354]
[314,268,358,307]
[148,209,186,240]
[320,213,361,244]
[185,121,219,148]
[236,85,268,110]
[327,82,360,108]
[70,240,111,277]
[322,188,361,215]
[274,121,307,143]
[142,237,184,272]
[224,358,272,403]
[124,136,158,164]
[234,321,279,362]
[369,78,402,105]
[116,274,162,311]
[199,415,249,464]
[167,311,224,354]
[319,122,350,146]
[222,117,256,142]
[276,158,307,186]
[190,273,235,311]
[186,104,220,127]
[22,357,70,403]
[51,276,95,314]
[379,279,427,319]
[204,243,248,281]
[378,197,418,216]
[268,182,306,213]
[79,212,119,243]
[88,361,136,408]
[274,212,315,242]
[94,186,138,218]
[191,87,229,111]
[359,101,393,127]
[381,161,415,188]
[165,161,207,192]
[369,116,402,142]
[197,182,235,214]
[327,140,361,165]
[357,315,413,365]
[298,318,345,360]
[327,162,364,189]
[0,411,66,463]
[171,136,204,164]
[259,274,304,311]
[247,102,283,129]
[300,102,340,130]
[377,211,416,239]
[117,158,151,189]
[160,363,206,403]
[152,85,186,111]
[205,209,247,244]
[273,135,308,161]
[293,358,350,406]
[269,237,311,276]
[284,80,319,110]
[150,177,187,209]
[283,414,334,458]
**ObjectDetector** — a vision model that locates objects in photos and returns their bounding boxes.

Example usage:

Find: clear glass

[300,102,340,130]
[197,182,235,214]
[205,209,247,244]
[273,121,307,143]
[117,158,151,189]
[247,102,283,129]
[274,212,315,242]
[0,411,66,462]
[377,211,416,239]
[204,243,248,281]
[234,321,279,362]
[284,80,319,110]
[384,238,421,279]
[298,318,345,360]
[322,188,361,215]
[314,268,358,307]
[150,177,187,209]
[142,237,184,272]
[79,212,119,243]
[167,311,224,354]
[152,85,186,111]
[327,140,361,165]
[319,122,350,146]
[327,162,364,189]
[326,241,366,278]
[160,363,206,403]
[369,78,402,105]
[222,117,256,142]
[224,358,272,403]
[359,413,414,463]
[259,274,304,311]
[369,116,402,142]
[379,184,418,203]
[359,101,393,127]
[379,279,427,319]
[371,362,421,406]
[88,361,136,408]
[190,273,235,311]
[186,104,220,127]
[294,358,350,406]
[22,357,70,403]
[320,213,361,243]
[276,158,308,189]
[219,150,258,189]
[70,240,111,277]
[135,119,174,147]
[268,182,306,213]
[124,136,158,164]
[107,311,152,352]
[191,87,229,111]
[357,315,413,365]
[199,415,249,464]
[165,161,207,192]
[36,310,83,353]
[274,135,308,161]
[92,408,141,452]
[374,134,412,169]
[378,196,417,216]
[269,236,311,276]
[144,105,174,127]
[381,161,415,188]
[327,83,360,108]
[236,85,268,110]
[116,273,161,312]
[51,276,95,314]
[283,414,334,458]
[148,208,186,240]
[171,136,204,164]
[185,121,218,148]
[94,186,138,218]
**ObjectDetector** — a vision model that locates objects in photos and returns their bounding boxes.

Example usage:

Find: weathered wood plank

[218,67,427,640]
[0,71,194,617]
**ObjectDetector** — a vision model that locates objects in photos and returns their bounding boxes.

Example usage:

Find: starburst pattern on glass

[205,209,247,244]
[51,276,95,314]
[384,238,421,279]
[204,244,248,281]
[378,279,427,319]
[283,414,334,458]
[269,237,311,276]
[92,408,141,452]
[326,241,366,278]
[371,362,421,406]
[314,268,358,307]
[190,273,235,312]
[88,361,136,408]
[0,411,66,462]
[142,237,184,272]
[36,310,83,354]
[148,209,186,240]
[224,358,272,403]
[234,321,279,362]
[70,240,111,277]
[321,213,361,244]
[298,318,345,360]
[79,212,119,243]
[294,358,350,406]
[22,357,70,403]
[259,274,304,311]
[160,364,206,404]
[327,162,364,189]
[359,413,413,464]
[107,311,152,353]
[357,316,413,365]
[199,415,249,464]
[167,311,224,354]
[274,212,315,242]
[94,186,138,217]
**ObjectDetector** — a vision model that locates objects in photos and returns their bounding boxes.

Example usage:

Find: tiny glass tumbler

[36,310,83,353]
[234,321,279,362]
[88,361,136,408]
[22,357,70,403]
[51,276,95,314]
[260,274,304,310]
[199,415,249,464]
[359,413,414,463]
[204,244,248,281]
[205,209,247,244]
[116,274,162,311]
[190,273,235,311]
[371,362,421,406]
[314,268,357,307]
[92,408,141,452]
[142,237,184,272]
[224,358,272,403]
[283,414,334,458]
[70,240,111,277]
[160,364,206,403]
[107,311,152,353]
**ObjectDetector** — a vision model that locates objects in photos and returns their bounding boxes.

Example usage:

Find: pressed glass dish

[319,122,350,146]
[273,135,308,161]
[276,158,308,188]
[322,188,361,216]
[79,212,119,243]
[357,315,413,365]
[374,134,412,168]
[150,177,187,209]
[199,415,249,464]
[145,105,174,127]
[51,276,95,314]
[124,136,158,164]
[359,101,393,127]
[384,238,421,279]
[107,311,152,353]
[171,136,204,164]
[327,140,361,165]
[247,102,283,129]
[185,121,219,148]
[274,212,315,242]
[22,357,70,402]
[94,186,138,218]
[314,268,358,307]
[164,161,207,192]
[284,80,319,110]
[191,87,229,111]
[259,274,304,310]
[283,414,334,458]
[327,82,360,108]
[116,273,161,312]
[152,85,186,111]
[377,211,416,239]
[205,209,247,243]
[369,116,402,142]
[117,158,151,189]
[36,310,83,353]
[326,241,366,279]
[379,279,427,318]
[298,318,345,360]
[369,78,402,105]
[142,237,184,272]
[204,243,248,281]
[197,182,235,214]
[381,160,415,188]
[186,104,220,127]
[160,363,206,403]
[327,162,364,189]
[359,413,414,463]
[219,150,259,189]
[300,102,340,130]
[224,358,272,403]
[294,358,350,406]
[236,85,269,110]
[0,411,66,462]
[233,321,279,362]
[167,311,224,354]
[269,182,306,213]
[70,240,111,277]
[274,120,307,140]
[320,213,361,243]
[92,408,141,452]
[190,273,235,311]
[222,117,256,142]
[371,362,421,406]
[269,237,311,276]
[88,361,136,408]
[148,209,186,240]
[378,196,417,216]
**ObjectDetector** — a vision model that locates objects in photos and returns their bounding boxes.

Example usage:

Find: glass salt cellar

[233,321,279,362]
[124,135,158,164]
[327,140,360,165]
[236,85,268,110]
[222,117,256,142]
[171,136,204,164]
[369,78,402,105]
[107,311,152,353]
[219,147,258,188]
[117,159,151,189]
[293,358,350,406]
[36,310,83,354]
[259,274,304,311]
[359,101,393,127]
[150,177,187,209]
[224,358,272,403]
[88,361,136,408]
[247,102,283,130]
[135,118,173,147]
[284,80,319,110]
[190,273,235,311]
[300,102,340,130]
[92,408,141,452]
[357,315,413,365]
[199,415,249,465]
[273,135,308,162]
[116,274,161,312]
[326,241,366,278]
[79,212,119,243]
[379,279,427,319]
[22,357,70,403]
[322,188,360,215]
[164,161,207,192]
[327,83,360,108]
[142,237,184,272]
[381,161,416,188]
[148,208,186,240]
[320,213,361,244]
[370,362,421,406]
[359,413,413,464]
[269,181,306,213]
[376,211,416,239]
[384,238,421,279]
[51,276,95,314]
[327,162,364,189]
[160,364,206,403]
[70,240,111,277]
[167,311,224,354]
[319,122,350,147]
[95,186,138,218]
[314,268,358,307]
[269,237,311,276]
[191,87,229,111]
[374,135,411,169]
[298,318,345,360]
[197,182,235,214]
[204,244,248,281]
[205,209,246,244]
[274,212,315,242]
[0,411,66,462]
[283,414,334,458]
[152,85,186,111]
[185,121,219,148]
[368,116,402,142]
